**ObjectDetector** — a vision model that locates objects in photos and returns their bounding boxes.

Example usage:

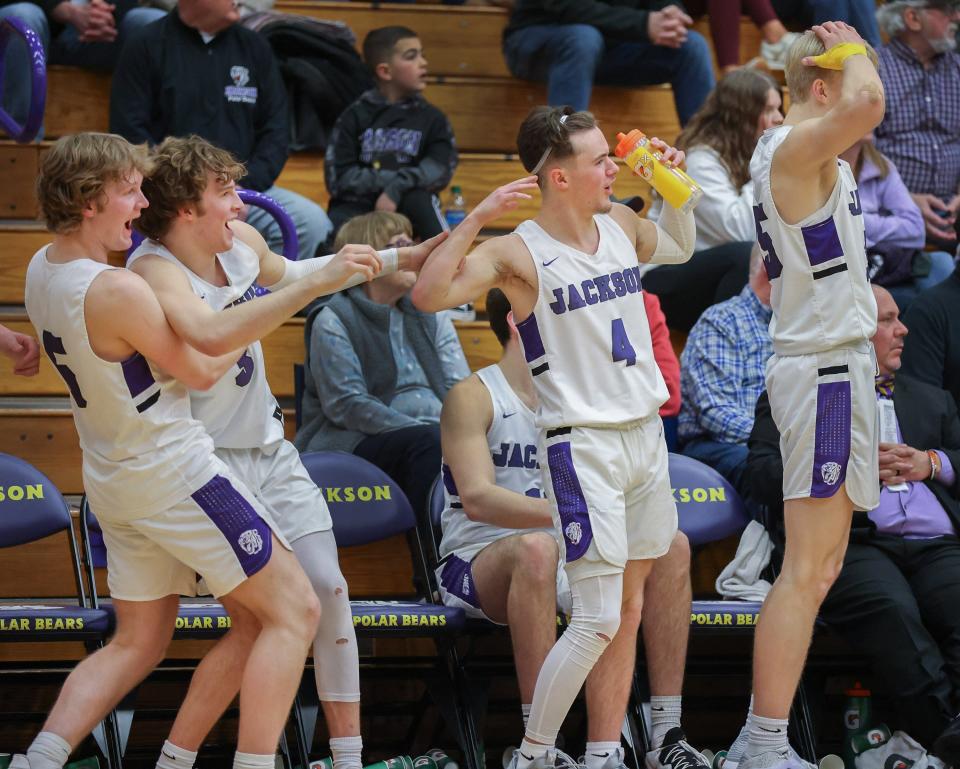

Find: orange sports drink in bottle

[614,129,703,214]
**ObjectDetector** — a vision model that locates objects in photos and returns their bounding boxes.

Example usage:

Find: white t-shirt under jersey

[511,214,668,429]
[128,239,285,451]
[24,248,218,521]
[750,125,877,356]
[438,364,548,558]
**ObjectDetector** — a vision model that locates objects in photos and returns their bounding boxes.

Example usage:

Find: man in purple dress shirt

[746,284,960,762]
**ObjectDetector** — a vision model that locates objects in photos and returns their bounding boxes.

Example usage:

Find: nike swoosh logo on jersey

[542,256,560,267]
[503,411,516,418]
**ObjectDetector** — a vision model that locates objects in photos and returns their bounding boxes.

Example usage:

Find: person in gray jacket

[295,211,469,517]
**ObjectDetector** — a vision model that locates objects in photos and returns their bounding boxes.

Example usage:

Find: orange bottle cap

[844,681,871,696]
[614,129,646,159]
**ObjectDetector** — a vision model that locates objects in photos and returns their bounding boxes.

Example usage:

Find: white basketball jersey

[128,239,285,450]
[438,364,547,557]
[24,248,218,522]
[512,215,668,429]
[750,125,877,356]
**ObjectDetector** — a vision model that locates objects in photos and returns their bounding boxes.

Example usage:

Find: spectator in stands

[679,246,772,496]
[645,290,682,418]
[746,284,960,764]
[501,1,715,126]
[647,68,781,331]
[109,0,332,262]
[296,211,469,517]
[771,0,881,45]
[0,0,163,135]
[874,0,960,250]
[839,132,955,311]
[437,287,708,769]
[900,264,960,412]
[684,0,799,73]
[325,26,457,241]
[0,323,39,376]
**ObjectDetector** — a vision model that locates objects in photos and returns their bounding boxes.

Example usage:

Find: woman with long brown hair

[645,68,782,331]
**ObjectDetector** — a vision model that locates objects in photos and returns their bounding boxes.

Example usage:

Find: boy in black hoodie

[324,25,458,239]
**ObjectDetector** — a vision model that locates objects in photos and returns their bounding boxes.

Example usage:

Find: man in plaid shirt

[678,248,772,495]
[874,0,960,249]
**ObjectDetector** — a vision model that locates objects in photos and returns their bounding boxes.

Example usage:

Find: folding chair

[0,453,118,768]
[298,451,482,769]
[0,15,45,143]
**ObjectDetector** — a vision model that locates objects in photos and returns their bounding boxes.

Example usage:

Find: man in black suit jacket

[746,285,960,762]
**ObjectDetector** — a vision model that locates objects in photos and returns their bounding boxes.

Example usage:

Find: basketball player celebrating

[729,22,885,769]
[17,133,347,769]
[126,135,446,769]
[412,106,697,769]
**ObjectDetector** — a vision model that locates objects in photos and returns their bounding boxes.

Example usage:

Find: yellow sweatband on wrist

[809,42,868,70]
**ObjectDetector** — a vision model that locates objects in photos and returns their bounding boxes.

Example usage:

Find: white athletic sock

[522,704,532,729]
[650,696,683,749]
[584,742,622,769]
[232,751,275,769]
[517,739,550,769]
[744,713,789,759]
[330,736,362,769]
[156,740,198,769]
[26,732,71,769]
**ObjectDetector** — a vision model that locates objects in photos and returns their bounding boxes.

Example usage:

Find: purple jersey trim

[547,441,593,562]
[439,554,481,609]
[801,217,845,267]
[811,380,852,498]
[516,312,546,363]
[191,474,273,578]
[120,352,156,398]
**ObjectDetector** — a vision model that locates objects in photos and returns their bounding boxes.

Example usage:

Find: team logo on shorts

[564,521,582,546]
[461,574,471,596]
[237,529,264,555]
[820,462,841,486]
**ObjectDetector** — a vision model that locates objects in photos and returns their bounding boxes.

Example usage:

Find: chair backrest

[669,453,749,547]
[298,451,417,547]
[0,16,45,143]
[0,452,72,547]
[429,471,446,530]
[80,499,108,570]
[293,362,305,431]
[126,188,299,261]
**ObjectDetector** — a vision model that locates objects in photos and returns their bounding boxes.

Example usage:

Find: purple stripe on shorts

[801,217,844,267]
[811,380,852,498]
[516,312,546,363]
[120,352,156,398]
[439,554,481,609]
[547,441,593,562]
[191,474,273,579]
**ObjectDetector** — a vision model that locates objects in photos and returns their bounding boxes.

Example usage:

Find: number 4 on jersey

[611,318,636,367]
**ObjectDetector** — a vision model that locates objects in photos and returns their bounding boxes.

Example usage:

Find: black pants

[328,188,447,241]
[353,423,441,524]
[819,532,960,747]
[640,241,751,332]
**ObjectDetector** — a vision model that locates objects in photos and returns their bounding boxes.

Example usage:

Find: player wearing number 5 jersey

[726,23,886,769]
[412,106,697,769]
[125,135,447,769]
[19,133,324,769]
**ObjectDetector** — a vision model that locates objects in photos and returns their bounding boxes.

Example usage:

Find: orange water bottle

[614,129,703,213]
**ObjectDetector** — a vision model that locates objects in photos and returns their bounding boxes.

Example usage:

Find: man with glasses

[875,0,960,251]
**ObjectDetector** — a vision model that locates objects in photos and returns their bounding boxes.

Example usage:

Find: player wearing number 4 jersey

[126,135,446,769]
[19,133,324,769]
[412,106,699,769]
[724,22,886,769]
